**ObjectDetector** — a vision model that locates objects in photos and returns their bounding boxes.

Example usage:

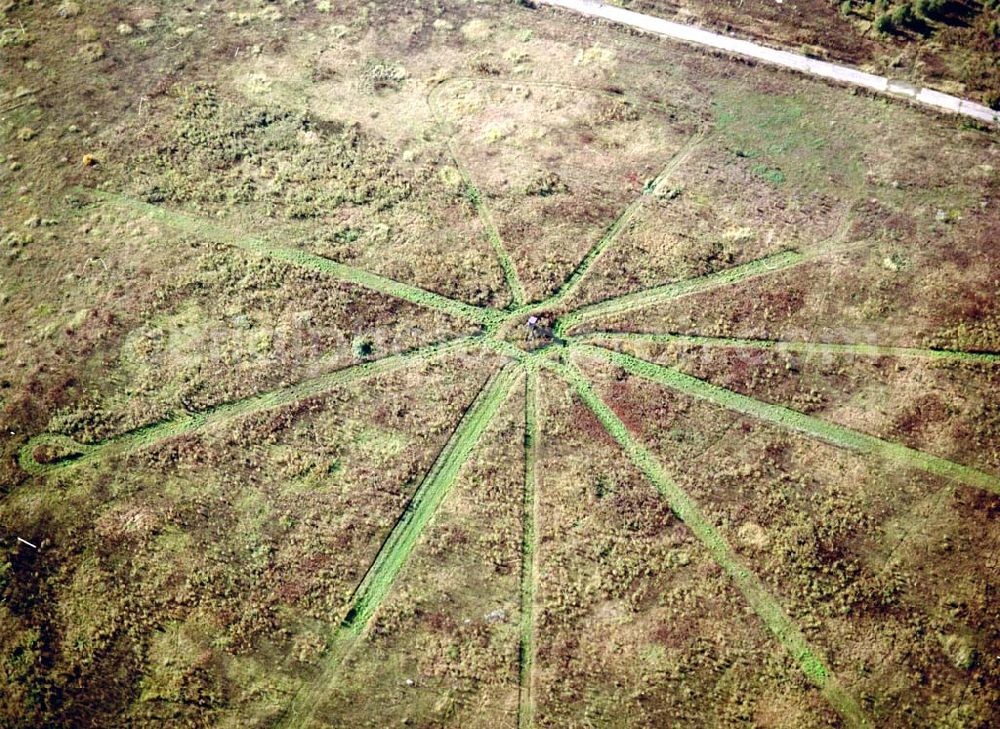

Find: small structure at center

[526,315,541,340]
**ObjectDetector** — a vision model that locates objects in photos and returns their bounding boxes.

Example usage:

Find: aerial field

[1,0,998,727]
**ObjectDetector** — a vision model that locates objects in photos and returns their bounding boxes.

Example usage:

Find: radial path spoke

[278,362,520,728]
[517,365,541,729]
[427,82,527,307]
[19,337,476,475]
[544,358,870,729]
[340,362,519,631]
[83,188,501,327]
[540,129,706,310]
[580,344,1000,495]
[556,218,874,336]
[577,331,1000,364]
[557,249,805,334]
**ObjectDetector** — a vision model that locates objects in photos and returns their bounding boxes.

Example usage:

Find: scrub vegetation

[1,0,998,727]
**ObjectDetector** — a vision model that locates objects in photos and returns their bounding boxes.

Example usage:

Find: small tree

[874,13,893,34]
[352,335,375,359]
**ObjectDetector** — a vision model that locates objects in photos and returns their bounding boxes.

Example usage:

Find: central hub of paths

[493,310,566,354]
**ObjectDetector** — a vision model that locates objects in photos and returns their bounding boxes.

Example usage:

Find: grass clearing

[712,90,864,195]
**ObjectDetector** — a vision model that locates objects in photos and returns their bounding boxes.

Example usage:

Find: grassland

[1,0,998,727]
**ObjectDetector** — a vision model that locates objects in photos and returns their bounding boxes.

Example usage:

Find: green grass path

[427,81,527,307]
[555,206,873,335]
[546,357,871,729]
[517,366,541,729]
[278,362,520,727]
[557,250,805,334]
[19,338,475,475]
[339,363,519,630]
[84,188,501,327]
[539,129,706,311]
[578,331,1000,364]
[581,344,1000,495]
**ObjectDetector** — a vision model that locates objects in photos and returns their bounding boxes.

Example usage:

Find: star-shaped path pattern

[19,79,1000,729]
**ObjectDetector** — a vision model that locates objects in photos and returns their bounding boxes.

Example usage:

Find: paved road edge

[537,0,1000,127]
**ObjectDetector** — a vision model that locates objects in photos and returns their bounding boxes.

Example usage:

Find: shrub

[352,336,375,359]
[462,185,481,206]
[874,13,893,33]
[892,3,914,28]
[523,171,568,197]
[359,58,407,92]
[914,0,943,17]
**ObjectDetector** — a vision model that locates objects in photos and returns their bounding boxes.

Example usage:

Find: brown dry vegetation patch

[319,381,524,726]
[437,79,698,300]
[531,367,836,726]
[584,357,1000,724]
